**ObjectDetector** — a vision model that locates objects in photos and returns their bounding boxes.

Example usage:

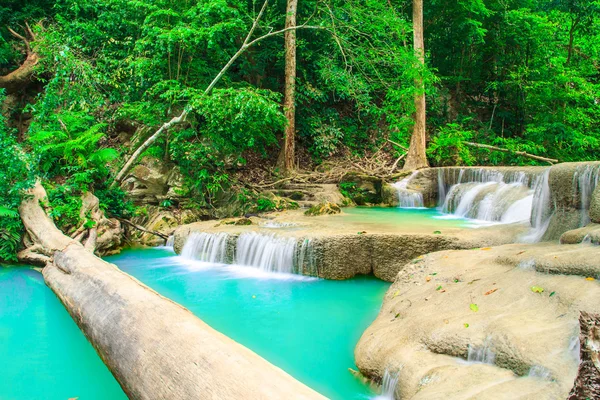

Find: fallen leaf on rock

[468,279,481,285]
[549,291,556,297]
[432,272,438,276]
[531,286,544,293]
[517,251,526,255]
[433,230,442,234]
[484,288,498,296]
[464,323,470,328]
[470,303,479,312]
[392,290,400,298]
[440,289,446,293]
[426,276,432,282]
[436,285,442,291]
[586,277,595,281]
[444,319,449,324]
[481,247,492,250]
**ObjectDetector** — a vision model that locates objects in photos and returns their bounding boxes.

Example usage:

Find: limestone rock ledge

[173,210,528,281]
[355,242,600,399]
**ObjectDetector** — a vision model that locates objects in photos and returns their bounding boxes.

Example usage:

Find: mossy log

[20,183,325,400]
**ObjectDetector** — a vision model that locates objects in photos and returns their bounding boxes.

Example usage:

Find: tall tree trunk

[281,0,298,172]
[404,0,429,171]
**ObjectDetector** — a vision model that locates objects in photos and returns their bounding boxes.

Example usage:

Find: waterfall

[392,171,424,208]
[165,235,174,248]
[573,164,600,226]
[372,369,399,400]
[466,340,496,364]
[180,232,316,276]
[521,169,552,242]
[439,168,537,223]
[235,232,298,273]
[180,232,229,263]
[296,238,317,275]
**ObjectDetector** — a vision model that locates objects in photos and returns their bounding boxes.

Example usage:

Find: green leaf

[470,303,479,312]
[531,286,544,293]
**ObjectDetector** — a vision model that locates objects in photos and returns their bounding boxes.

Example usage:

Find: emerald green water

[0,267,127,400]
[341,206,476,229]
[106,248,390,399]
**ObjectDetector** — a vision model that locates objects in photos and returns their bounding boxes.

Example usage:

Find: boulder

[355,242,600,399]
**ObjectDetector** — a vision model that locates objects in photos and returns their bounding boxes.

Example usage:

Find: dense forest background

[1,0,599,260]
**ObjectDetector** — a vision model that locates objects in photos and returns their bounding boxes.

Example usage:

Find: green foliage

[29,111,118,178]
[96,187,136,218]
[427,123,476,166]
[0,91,32,262]
[45,185,83,233]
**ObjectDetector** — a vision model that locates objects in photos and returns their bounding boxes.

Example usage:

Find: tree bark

[0,25,39,94]
[568,311,600,399]
[19,182,325,400]
[282,0,298,172]
[404,0,429,171]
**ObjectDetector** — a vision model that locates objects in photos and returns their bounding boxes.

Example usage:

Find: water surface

[107,248,390,399]
[0,267,126,400]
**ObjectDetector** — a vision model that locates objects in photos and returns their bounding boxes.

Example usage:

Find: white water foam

[372,369,399,400]
[392,171,425,208]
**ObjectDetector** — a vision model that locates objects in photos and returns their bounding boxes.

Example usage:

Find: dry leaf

[484,288,498,295]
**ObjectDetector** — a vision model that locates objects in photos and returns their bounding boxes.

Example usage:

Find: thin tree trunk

[404,0,429,170]
[282,0,298,172]
[111,0,326,188]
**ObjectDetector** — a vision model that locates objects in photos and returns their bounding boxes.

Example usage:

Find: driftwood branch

[463,142,558,164]
[117,217,169,240]
[390,152,408,173]
[387,139,409,152]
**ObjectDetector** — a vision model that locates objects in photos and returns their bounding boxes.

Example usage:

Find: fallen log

[20,183,325,400]
[463,142,559,164]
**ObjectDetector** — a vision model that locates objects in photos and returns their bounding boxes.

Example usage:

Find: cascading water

[180,232,229,263]
[520,169,552,242]
[439,168,539,224]
[392,171,424,208]
[181,231,316,276]
[165,235,174,248]
[573,164,600,226]
[372,369,399,400]
[235,232,298,274]
[466,338,496,364]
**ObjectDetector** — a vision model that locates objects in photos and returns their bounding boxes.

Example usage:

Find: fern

[0,207,18,218]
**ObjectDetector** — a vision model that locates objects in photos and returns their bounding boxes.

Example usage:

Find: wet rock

[590,186,600,224]
[560,223,600,245]
[304,202,341,216]
[355,242,600,399]
[340,173,384,205]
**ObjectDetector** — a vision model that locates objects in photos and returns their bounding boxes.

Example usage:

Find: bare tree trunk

[282,0,298,172]
[404,0,429,171]
[19,183,326,400]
